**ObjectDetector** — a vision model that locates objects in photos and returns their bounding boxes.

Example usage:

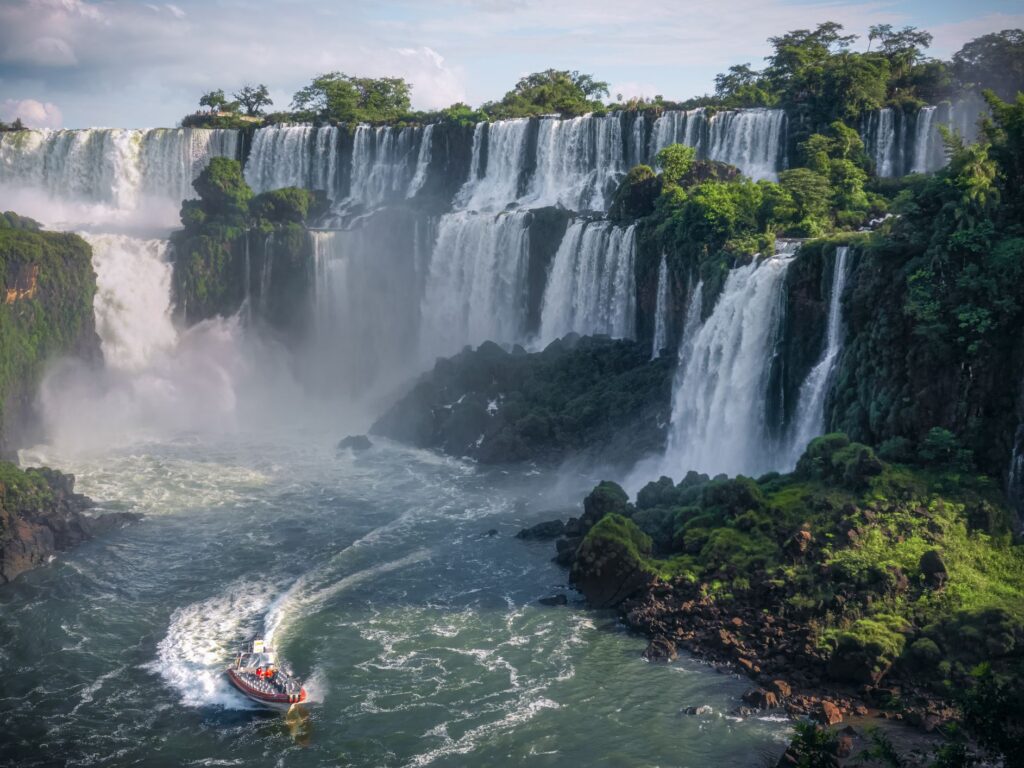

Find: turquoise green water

[0,432,789,766]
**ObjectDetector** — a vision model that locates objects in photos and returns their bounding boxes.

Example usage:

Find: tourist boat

[226,639,307,710]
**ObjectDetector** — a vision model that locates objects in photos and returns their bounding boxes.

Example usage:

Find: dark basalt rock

[337,434,372,451]
[0,465,140,585]
[538,594,568,607]
[516,519,565,540]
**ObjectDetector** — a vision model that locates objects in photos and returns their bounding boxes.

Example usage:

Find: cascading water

[647,108,786,181]
[347,125,423,207]
[308,221,431,400]
[0,128,238,224]
[910,107,939,174]
[244,125,340,196]
[651,254,670,359]
[786,246,851,464]
[457,119,531,211]
[82,233,178,372]
[406,124,435,199]
[863,96,988,178]
[525,114,627,211]
[419,210,532,362]
[537,221,636,344]
[661,248,795,478]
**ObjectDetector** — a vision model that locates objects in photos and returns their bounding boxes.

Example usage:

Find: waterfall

[525,114,627,211]
[651,254,670,358]
[348,125,423,207]
[910,107,938,174]
[662,250,795,477]
[456,119,531,211]
[786,246,851,463]
[647,108,785,181]
[0,128,238,223]
[407,124,435,199]
[308,220,430,398]
[419,210,532,361]
[82,233,178,372]
[537,221,636,344]
[244,125,340,195]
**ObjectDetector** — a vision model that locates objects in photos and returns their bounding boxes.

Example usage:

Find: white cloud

[396,47,467,109]
[5,35,78,66]
[1,98,63,128]
[165,4,186,19]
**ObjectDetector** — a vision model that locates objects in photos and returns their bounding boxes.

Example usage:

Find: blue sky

[1,0,1022,129]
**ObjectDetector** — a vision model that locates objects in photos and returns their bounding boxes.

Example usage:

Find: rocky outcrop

[0,463,139,584]
[0,217,101,455]
[372,335,675,466]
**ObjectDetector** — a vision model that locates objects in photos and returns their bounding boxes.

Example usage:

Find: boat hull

[226,668,307,711]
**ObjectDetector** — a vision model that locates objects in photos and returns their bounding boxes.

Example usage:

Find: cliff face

[0,218,101,455]
[0,462,139,584]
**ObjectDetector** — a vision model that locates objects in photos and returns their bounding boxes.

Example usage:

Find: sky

[1,0,1022,129]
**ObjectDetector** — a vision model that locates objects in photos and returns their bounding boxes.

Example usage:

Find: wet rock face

[0,465,140,585]
[516,520,565,540]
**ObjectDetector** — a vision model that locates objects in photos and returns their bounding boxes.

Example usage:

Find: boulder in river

[516,519,565,540]
[337,435,373,451]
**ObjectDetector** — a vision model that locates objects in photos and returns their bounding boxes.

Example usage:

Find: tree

[233,84,273,117]
[952,29,1024,101]
[868,24,933,77]
[292,72,411,123]
[199,89,228,112]
[486,69,609,118]
[714,64,775,107]
[655,144,697,186]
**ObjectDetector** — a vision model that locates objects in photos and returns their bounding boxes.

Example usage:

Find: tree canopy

[484,69,609,118]
[291,73,412,124]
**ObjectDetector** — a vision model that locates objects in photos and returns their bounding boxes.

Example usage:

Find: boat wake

[150,579,282,709]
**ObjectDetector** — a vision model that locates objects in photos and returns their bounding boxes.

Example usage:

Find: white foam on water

[150,579,281,709]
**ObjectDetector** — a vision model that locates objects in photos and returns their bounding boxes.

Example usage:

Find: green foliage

[0,227,97,443]
[655,144,696,186]
[190,157,252,223]
[484,69,608,118]
[233,84,272,117]
[292,72,412,124]
[960,664,1024,767]
[372,336,675,465]
[250,187,314,224]
[952,30,1024,101]
[0,212,41,231]
[199,89,230,112]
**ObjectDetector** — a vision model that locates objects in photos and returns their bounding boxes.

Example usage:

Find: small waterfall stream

[651,254,670,359]
[662,247,795,477]
[786,245,851,462]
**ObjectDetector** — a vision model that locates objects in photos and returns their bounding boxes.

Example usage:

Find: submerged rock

[516,519,565,540]
[538,594,568,606]
[337,435,372,451]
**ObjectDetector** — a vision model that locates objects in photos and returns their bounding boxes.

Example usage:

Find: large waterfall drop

[647,108,786,181]
[651,254,670,359]
[662,250,794,477]
[786,246,851,463]
[525,114,627,210]
[244,125,340,196]
[537,221,636,344]
[457,119,532,211]
[0,128,239,225]
[419,210,532,361]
